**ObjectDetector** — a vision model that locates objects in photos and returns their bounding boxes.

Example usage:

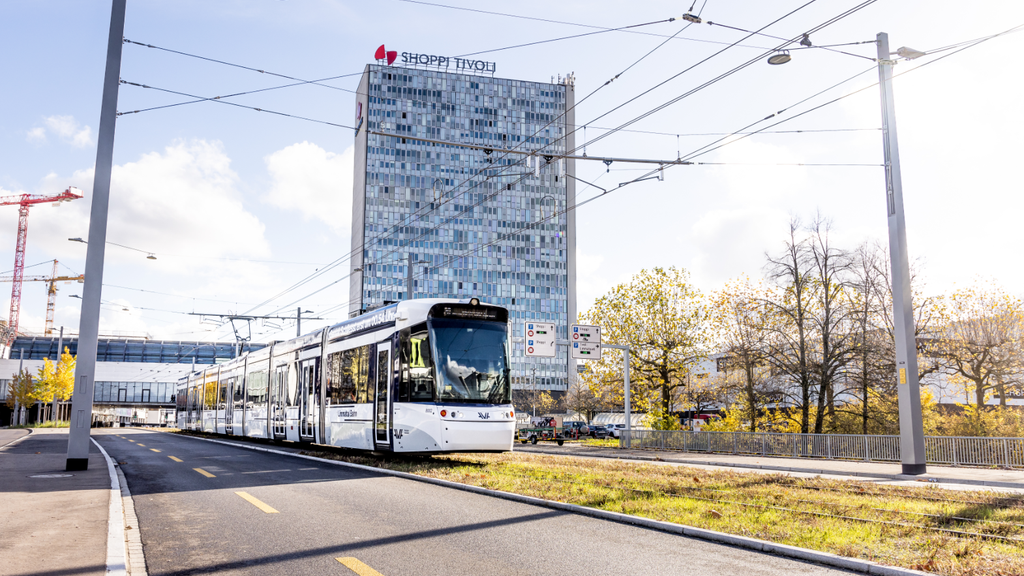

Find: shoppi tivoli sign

[375,44,496,74]
[401,52,496,74]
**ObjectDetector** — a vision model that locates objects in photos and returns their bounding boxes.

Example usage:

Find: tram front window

[430,319,510,404]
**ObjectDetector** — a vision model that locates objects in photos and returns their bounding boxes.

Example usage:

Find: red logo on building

[375,44,397,65]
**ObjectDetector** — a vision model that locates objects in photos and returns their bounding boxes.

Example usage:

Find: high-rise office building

[349,55,576,391]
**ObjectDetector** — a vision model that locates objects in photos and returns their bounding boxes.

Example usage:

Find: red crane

[0,187,83,343]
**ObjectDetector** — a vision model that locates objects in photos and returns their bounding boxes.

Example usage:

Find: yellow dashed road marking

[336,558,384,576]
[235,492,279,514]
[168,456,183,462]
[150,448,161,453]
[193,468,215,478]
[137,444,146,447]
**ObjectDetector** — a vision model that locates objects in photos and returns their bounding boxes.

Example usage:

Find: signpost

[524,322,555,357]
[570,324,602,360]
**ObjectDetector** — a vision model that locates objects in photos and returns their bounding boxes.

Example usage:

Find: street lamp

[69,237,156,260]
[296,308,313,337]
[767,33,928,474]
[406,253,430,300]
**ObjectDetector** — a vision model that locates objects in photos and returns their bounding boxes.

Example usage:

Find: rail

[622,430,1024,469]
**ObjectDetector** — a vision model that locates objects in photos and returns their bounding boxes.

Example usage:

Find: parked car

[562,421,589,437]
[609,423,628,438]
[590,424,614,438]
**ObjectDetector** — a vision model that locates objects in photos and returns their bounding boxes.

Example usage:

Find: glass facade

[351,64,576,390]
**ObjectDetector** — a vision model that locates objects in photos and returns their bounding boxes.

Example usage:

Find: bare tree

[762,220,816,433]
[804,217,858,434]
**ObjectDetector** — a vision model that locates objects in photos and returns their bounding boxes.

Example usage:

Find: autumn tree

[711,278,781,432]
[5,369,38,425]
[35,347,76,422]
[932,282,1024,408]
[581,267,711,425]
[761,221,817,433]
[842,242,939,435]
[563,374,605,423]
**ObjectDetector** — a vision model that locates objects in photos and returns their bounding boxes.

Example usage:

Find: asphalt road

[95,428,856,576]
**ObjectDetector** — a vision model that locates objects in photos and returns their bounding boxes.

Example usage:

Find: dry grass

[303,449,1024,576]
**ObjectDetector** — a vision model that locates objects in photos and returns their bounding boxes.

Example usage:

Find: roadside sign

[571,341,602,360]
[570,324,602,360]
[571,324,600,343]
[524,322,555,357]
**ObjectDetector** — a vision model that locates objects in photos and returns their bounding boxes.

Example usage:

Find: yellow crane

[0,260,84,336]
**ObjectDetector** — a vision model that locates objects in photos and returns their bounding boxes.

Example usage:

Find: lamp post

[66,0,126,471]
[766,32,928,474]
[876,32,926,475]
[406,253,430,300]
[296,308,313,337]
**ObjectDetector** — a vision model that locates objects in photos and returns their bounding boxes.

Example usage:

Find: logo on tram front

[478,412,490,419]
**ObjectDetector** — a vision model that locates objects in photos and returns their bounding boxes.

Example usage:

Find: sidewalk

[515,442,1024,491]
[0,428,111,576]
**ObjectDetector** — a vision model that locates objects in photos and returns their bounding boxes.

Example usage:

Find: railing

[623,430,1024,468]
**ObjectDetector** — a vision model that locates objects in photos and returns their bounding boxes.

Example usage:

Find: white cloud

[263,142,353,234]
[26,127,47,144]
[31,115,94,148]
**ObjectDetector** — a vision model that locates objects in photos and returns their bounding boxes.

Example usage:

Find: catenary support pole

[877,32,926,475]
[51,326,63,423]
[67,0,126,471]
[605,344,631,449]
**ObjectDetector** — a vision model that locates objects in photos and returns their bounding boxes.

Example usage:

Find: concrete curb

[179,433,931,576]
[530,446,1024,491]
[0,427,33,449]
[91,438,127,576]
[116,462,148,575]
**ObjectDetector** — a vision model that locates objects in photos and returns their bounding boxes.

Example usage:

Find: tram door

[271,366,287,438]
[299,359,318,442]
[375,343,392,447]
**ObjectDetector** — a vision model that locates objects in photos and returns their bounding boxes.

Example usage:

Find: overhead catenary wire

[396,0,769,49]
[112,4,991,340]
[401,20,1023,294]
[214,1,879,337]
[455,17,681,58]
[118,3,861,340]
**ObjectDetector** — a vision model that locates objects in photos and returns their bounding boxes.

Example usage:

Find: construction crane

[0,187,83,343]
[0,260,84,336]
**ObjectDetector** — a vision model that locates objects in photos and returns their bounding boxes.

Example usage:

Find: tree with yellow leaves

[711,278,782,432]
[932,281,1024,408]
[580,267,712,426]
[5,369,38,425]
[35,347,76,422]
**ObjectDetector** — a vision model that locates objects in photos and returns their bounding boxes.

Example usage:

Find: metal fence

[624,430,1024,468]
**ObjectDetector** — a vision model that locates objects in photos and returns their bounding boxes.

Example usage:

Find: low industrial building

[0,336,263,427]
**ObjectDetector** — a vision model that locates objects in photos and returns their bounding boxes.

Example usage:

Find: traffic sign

[571,324,601,343]
[571,341,602,360]
[570,324,602,360]
[524,322,555,357]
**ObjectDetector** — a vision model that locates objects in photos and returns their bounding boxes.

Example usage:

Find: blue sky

[1,0,1022,344]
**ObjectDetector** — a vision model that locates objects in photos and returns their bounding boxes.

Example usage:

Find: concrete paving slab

[0,428,110,576]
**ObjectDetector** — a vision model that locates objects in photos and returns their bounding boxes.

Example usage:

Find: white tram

[175,298,515,453]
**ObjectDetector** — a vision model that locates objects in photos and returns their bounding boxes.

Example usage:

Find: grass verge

[302,449,1024,576]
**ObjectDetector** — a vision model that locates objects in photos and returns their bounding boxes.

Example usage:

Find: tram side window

[327,345,371,404]
[248,370,268,405]
[401,323,435,402]
[219,379,230,410]
[204,381,217,409]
